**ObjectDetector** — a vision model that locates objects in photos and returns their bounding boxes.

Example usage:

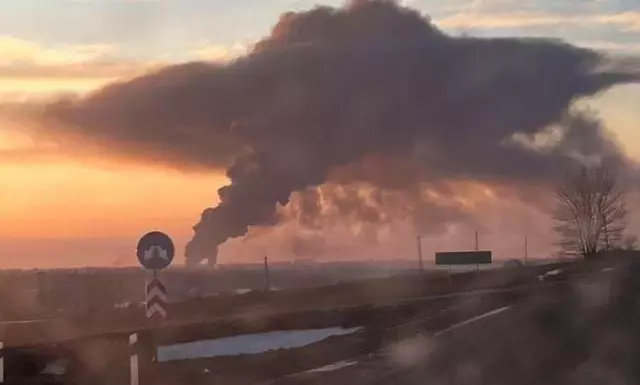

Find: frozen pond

[157,327,361,362]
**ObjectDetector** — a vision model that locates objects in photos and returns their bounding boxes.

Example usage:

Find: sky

[0,0,638,269]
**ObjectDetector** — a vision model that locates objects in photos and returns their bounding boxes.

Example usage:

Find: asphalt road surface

[266,306,515,385]
[263,260,640,385]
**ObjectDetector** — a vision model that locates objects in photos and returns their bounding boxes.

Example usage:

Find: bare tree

[554,162,627,259]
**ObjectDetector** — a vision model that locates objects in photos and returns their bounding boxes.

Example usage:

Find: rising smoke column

[33,1,639,266]
[183,1,638,266]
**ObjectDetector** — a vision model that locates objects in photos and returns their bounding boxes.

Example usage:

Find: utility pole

[474,231,480,273]
[264,256,271,292]
[416,236,425,275]
[524,235,529,265]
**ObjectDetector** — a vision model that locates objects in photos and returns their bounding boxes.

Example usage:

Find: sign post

[417,236,425,275]
[264,256,271,292]
[145,274,168,320]
[136,231,175,271]
[435,251,492,266]
[435,251,493,285]
[135,231,175,383]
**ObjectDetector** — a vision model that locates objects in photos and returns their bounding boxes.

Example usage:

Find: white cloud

[68,0,162,2]
[506,125,564,154]
[578,41,640,53]
[0,36,162,97]
[0,35,115,66]
[593,11,640,31]
[436,10,640,31]
[437,12,565,29]
[442,0,528,13]
[190,42,249,62]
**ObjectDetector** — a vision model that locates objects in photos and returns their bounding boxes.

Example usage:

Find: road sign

[435,251,492,265]
[136,231,174,270]
[145,277,167,319]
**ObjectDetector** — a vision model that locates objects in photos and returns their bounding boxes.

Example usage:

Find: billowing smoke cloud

[30,0,640,265]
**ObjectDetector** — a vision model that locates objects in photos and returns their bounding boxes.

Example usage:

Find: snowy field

[157,327,362,362]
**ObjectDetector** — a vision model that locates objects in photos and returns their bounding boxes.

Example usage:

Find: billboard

[435,251,492,265]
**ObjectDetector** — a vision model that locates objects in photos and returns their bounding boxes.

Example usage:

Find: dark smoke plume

[34,0,639,266]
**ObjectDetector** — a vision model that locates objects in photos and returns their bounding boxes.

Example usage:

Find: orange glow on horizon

[0,159,228,239]
[0,77,116,98]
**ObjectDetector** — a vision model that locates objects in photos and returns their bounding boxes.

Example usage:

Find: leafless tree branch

[553,161,627,259]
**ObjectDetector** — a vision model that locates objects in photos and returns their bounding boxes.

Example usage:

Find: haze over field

[0,0,639,268]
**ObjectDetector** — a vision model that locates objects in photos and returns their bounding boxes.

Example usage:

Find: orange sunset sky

[0,0,638,269]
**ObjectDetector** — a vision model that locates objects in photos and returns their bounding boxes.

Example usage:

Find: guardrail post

[0,341,4,384]
[0,325,5,384]
[129,333,138,385]
[131,331,155,385]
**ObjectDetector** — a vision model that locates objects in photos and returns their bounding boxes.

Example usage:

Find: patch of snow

[434,306,510,337]
[231,287,281,295]
[157,327,361,362]
[41,359,68,376]
[114,302,134,309]
[538,268,563,281]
